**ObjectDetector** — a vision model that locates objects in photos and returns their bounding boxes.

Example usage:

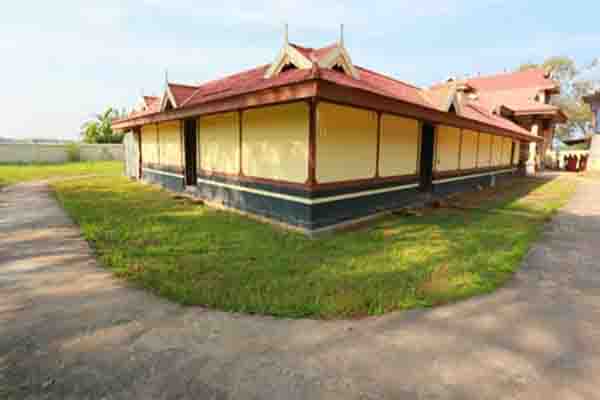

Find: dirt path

[2,179,600,399]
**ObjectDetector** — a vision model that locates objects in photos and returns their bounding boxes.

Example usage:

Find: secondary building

[114,34,550,233]
[584,89,600,171]
[426,68,566,173]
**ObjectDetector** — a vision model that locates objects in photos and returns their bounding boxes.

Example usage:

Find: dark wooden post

[307,99,317,186]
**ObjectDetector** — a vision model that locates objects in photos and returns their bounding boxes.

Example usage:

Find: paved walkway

[2,178,600,399]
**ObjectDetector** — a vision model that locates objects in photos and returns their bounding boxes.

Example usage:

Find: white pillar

[589,135,600,171]
[526,142,537,175]
[530,123,544,171]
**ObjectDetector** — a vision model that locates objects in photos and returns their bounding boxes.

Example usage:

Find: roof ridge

[355,66,422,90]
[195,64,270,86]
[168,82,199,89]
[181,64,270,107]
[466,67,547,82]
[289,42,315,51]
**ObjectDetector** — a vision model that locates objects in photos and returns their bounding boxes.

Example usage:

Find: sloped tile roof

[463,68,558,92]
[116,43,549,140]
[182,65,313,107]
[319,66,432,108]
[168,83,198,106]
[460,100,532,136]
[143,96,160,110]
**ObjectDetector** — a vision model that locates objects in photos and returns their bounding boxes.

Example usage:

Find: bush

[66,143,81,162]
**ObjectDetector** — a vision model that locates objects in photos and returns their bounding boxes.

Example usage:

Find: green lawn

[0,161,123,187]
[52,175,576,319]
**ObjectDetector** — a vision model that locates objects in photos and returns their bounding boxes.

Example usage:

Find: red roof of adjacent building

[463,68,559,92]
[426,67,566,125]
[143,96,160,109]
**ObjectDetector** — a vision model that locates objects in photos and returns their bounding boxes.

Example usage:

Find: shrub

[66,143,81,162]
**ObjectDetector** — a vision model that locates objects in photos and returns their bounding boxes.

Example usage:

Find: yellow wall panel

[491,135,503,166]
[242,102,309,183]
[158,121,183,168]
[512,141,520,164]
[460,130,478,170]
[435,125,461,171]
[316,102,377,183]
[199,112,240,174]
[379,114,420,177]
[477,132,492,167]
[502,137,512,165]
[141,124,159,164]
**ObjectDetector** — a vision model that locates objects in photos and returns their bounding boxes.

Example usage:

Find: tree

[517,57,596,140]
[80,107,124,144]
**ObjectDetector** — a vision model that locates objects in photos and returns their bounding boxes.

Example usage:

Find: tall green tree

[80,107,124,144]
[517,57,596,139]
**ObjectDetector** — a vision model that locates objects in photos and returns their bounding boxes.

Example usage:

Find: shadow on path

[2,179,600,399]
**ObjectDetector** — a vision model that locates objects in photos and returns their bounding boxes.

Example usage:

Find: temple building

[427,68,567,173]
[114,31,555,234]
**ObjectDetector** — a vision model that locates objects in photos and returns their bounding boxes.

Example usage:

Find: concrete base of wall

[140,168,518,235]
[142,169,185,192]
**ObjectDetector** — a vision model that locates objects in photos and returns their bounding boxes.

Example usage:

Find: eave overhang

[113,78,542,143]
[113,80,320,131]
[499,104,568,124]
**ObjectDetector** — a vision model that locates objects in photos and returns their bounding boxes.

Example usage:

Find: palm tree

[80,107,124,143]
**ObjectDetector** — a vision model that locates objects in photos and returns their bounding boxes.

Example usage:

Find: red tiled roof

[116,43,547,140]
[143,96,160,109]
[502,100,560,114]
[319,66,432,108]
[168,83,198,106]
[460,101,532,136]
[127,96,161,118]
[182,65,316,107]
[464,68,558,92]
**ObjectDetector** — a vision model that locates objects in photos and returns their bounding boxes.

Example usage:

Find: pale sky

[1,0,599,140]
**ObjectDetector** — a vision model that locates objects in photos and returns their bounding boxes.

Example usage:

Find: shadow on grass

[50,174,576,319]
[4,173,600,400]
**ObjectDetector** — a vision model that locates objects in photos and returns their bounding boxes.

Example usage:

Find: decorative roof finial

[164,69,169,90]
[340,24,344,46]
[284,23,289,46]
[311,61,320,78]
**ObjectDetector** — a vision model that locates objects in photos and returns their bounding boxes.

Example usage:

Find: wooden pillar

[238,110,244,176]
[307,99,317,186]
[457,128,464,170]
[375,112,381,178]
[135,127,142,179]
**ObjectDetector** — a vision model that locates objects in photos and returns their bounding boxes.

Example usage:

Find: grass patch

[0,161,123,187]
[52,175,577,319]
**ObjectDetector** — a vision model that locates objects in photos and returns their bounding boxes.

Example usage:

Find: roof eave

[315,79,542,142]
[512,108,568,123]
[112,78,320,132]
[115,76,542,142]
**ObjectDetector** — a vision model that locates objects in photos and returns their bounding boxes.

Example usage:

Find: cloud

[1,1,597,139]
